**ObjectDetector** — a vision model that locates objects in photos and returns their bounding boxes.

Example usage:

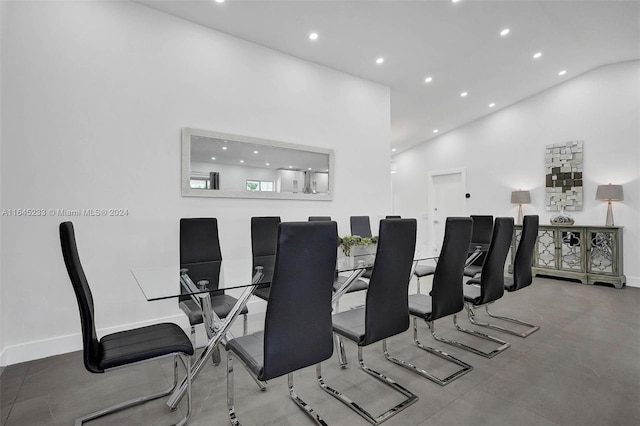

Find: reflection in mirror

[182,128,333,200]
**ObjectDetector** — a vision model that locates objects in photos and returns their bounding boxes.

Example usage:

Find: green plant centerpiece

[338,235,378,257]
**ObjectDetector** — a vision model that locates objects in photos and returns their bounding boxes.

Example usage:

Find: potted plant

[338,235,378,257]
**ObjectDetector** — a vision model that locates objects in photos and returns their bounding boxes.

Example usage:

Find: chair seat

[466,276,481,285]
[463,264,482,277]
[504,275,516,292]
[414,264,435,277]
[463,284,482,304]
[226,331,265,378]
[331,308,366,345]
[99,323,194,370]
[333,275,369,293]
[179,294,248,326]
[253,286,271,300]
[408,293,433,318]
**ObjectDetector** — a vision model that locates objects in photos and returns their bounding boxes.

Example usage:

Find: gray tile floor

[2,277,639,425]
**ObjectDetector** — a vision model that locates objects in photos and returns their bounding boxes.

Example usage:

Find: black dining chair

[463,215,494,277]
[250,216,281,302]
[179,218,248,353]
[386,217,473,386]
[308,216,332,221]
[317,219,419,425]
[454,217,513,358]
[385,215,401,219]
[59,222,193,425]
[350,215,373,238]
[226,221,337,425]
[470,215,540,337]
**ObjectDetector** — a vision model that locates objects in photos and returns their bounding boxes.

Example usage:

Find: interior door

[428,170,467,255]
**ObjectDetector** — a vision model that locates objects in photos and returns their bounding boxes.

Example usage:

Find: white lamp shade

[596,184,623,201]
[511,190,531,204]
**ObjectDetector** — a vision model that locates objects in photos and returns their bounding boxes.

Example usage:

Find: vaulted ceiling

[138,0,640,153]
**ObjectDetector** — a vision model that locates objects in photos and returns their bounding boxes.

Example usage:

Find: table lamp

[511,190,531,225]
[596,184,623,226]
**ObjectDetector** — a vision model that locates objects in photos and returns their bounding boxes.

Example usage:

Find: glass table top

[132,248,433,302]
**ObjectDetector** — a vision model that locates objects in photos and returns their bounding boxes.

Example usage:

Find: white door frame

[427,167,468,254]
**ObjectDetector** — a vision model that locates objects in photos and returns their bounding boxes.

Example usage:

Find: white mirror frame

[181,128,334,200]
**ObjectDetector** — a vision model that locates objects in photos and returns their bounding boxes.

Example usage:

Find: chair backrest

[251,216,281,284]
[363,219,417,346]
[477,217,514,304]
[431,217,473,321]
[308,216,332,221]
[512,215,539,291]
[59,222,103,373]
[385,215,401,219]
[350,215,373,238]
[179,218,223,299]
[470,215,493,244]
[261,222,338,380]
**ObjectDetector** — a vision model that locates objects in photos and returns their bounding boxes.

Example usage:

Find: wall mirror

[182,128,333,200]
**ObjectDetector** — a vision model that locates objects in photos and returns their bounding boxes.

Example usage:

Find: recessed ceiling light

[240,160,244,163]
[489,103,496,108]
[460,91,468,97]
[376,57,384,65]
[289,165,293,169]
[452,0,461,3]
[211,157,216,160]
[309,32,318,41]
[391,148,397,152]
[558,70,567,76]
[308,167,312,170]
[533,52,542,59]
[215,0,224,3]
[253,150,258,154]
[433,129,439,134]
[424,76,433,83]
[222,146,227,150]
[500,28,510,36]
[266,162,270,166]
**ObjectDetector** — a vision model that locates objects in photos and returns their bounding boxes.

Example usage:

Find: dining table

[130,244,478,410]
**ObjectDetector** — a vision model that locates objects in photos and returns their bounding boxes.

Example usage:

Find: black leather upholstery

[227,222,337,381]
[251,217,281,301]
[506,215,539,292]
[463,217,514,305]
[332,219,417,346]
[180,218,247,322]
[410,217,472,322]
[308,216,332,221]
[350,216,373,238]
[59,222,193,374]
[414,264,436,278]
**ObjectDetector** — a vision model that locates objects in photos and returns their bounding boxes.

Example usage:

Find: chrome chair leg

[444,304,510,358]
[475,303,540,337]
[382,317,472,386]
[189,325,197,363]
[227,351,240,426]
[76,354,191,426]
[335,334,348,368]
[288,373,328,426]
[242,313,248,336]
[317,347,418,425]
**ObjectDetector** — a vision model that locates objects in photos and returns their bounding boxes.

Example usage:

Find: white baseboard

[626,276,639,288]
[0,299,268,367]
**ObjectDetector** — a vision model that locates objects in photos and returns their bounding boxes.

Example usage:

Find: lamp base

[517,205,523,225]
[605,202,615,226]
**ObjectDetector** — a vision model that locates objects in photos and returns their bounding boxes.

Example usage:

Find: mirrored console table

[512,225,625,289]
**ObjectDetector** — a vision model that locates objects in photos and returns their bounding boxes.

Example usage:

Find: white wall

[393,60,640,287]
[0,1,391,365]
